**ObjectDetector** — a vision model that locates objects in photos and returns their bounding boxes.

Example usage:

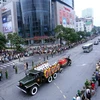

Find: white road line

[63,95,66,99]
[60,90,63,93]
[54,83,67,99]
[82,64,86,66]
[54,83,57,86]
[0,62,14,68]
[57,86,60,89]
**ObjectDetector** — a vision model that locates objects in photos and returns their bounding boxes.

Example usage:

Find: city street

[0,36,100,100]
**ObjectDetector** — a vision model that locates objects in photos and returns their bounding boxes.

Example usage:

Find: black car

[94,41,99,45]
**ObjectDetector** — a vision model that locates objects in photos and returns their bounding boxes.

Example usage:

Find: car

[94,41,99,45]
[98,38,100,42]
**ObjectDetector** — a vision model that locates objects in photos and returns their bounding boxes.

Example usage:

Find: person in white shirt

[13,62,15,69]
[76,95,81,100]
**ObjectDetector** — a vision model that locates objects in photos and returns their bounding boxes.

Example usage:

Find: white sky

[74,0,100,26]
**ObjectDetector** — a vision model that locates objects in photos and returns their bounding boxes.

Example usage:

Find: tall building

[20,0,52,44]
[0,0,20,35]
[75,17,93,33]
[0,0,7,7]
[82,8,93,18]
[60,0,74,8]
[0,0,75,44]
[85,17,93,33]
[75,17,85,32]
[52,0,75,29]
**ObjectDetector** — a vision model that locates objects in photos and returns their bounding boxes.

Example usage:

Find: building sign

[3,21,12,33]
[59,5,75,27]
[2,8,7,12]
[2,10,12,33]
[62,18,67,27]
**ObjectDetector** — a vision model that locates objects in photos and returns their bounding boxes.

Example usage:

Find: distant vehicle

[82,43,93,53]
[98,38,100,42]
[17,57,72,96]
[94,41,99,45]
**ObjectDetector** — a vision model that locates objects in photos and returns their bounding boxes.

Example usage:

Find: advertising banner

[2,10,12,33]
[3,21,12,33]
[59,5,75,27]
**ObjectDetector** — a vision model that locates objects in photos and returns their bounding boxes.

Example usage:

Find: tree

[7,33,13,48]
[92,27,96,35]
[12,33,25,52]
[54,25,65,44]
[63,28,78,43]
[0,32,7,50]
[85,32,91,37]
[7,33,25,52]
[77,31,86,41]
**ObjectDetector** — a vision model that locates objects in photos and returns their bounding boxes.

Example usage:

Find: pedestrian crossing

[0,59,23,69]
[0,62,14,69]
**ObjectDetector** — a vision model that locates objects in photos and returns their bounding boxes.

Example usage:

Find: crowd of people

[0,35,96,63]
[72,61,100,100]
[0,50,24,63]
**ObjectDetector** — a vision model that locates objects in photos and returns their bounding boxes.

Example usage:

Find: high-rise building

[75,17,85,32]
[0,0,20,35]
[0,0,7,7]
[82,8,93,18]
[75,17,93,33]
[52,0,75,29]
[60,0,74,8]
[0,0,75,44]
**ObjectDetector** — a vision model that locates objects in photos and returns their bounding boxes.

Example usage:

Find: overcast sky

[74,0,100,26]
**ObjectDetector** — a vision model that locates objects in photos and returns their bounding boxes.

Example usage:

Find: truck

[17,57,72,96]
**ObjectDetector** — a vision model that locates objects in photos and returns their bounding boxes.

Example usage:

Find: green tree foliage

[54,25,65,44]
[63,28,78,43]
[85,32,91,37]
[7,33,13,48]
[7,33,25,52]
[92,27,96,34]
[77,31,86,41]
[0,32,7,50]
[54,25,87,44]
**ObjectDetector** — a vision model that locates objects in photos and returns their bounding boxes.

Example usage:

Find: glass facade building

[20,0,51,44]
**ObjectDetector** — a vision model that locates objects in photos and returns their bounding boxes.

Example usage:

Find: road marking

[63,95,66,99]
[57,86,60,89]
[60,90,63,93]
[54,83,57,86]
[82,64,86,66]
[54,83,67,99]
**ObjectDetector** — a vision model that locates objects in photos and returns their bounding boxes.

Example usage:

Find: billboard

[3,21,12,33]
[59,6,75,27]
[2,10,12,33]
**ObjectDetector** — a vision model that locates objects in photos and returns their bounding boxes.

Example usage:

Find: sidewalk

[92,87,100,100]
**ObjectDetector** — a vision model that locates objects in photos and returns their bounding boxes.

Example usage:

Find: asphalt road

[0,36,100,100]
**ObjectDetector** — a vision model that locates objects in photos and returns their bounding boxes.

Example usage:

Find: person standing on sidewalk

[24,62,28,76]
[26,62,28,69]
[86,87,91,100]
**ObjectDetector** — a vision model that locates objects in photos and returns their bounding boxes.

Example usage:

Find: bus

[82,43,93,53]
